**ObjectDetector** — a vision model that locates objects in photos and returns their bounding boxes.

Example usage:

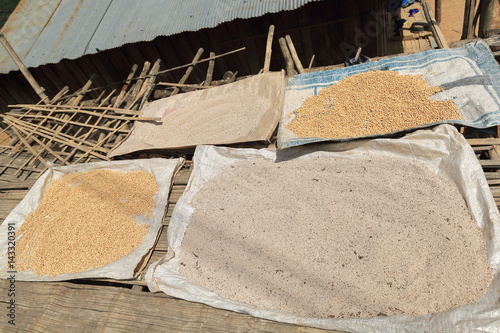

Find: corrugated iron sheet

[0,0,320,74]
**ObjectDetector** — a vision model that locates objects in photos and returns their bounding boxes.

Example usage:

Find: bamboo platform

[1,135,500,332]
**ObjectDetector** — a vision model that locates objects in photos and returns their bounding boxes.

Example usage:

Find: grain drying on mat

[180,157,492,318]
[286,70,461,139]
[16,169,158,276]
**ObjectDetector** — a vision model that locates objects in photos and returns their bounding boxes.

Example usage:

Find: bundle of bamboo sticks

[0,47,245,180]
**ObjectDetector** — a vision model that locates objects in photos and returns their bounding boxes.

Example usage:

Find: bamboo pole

[139,59,162,110]
[9,127,50,168]
[158,82,210,89]
[6,113,131,132]
[50,47,246,102]
[114,64,138,108]
[204,52,216,86]
[263,25,275,73]
[2,116,110,155]
[171,48,204,96]
[0,32,50,104]
[9,105,161,120]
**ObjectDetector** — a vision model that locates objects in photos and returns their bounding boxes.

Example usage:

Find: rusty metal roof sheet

[0,0,319,74]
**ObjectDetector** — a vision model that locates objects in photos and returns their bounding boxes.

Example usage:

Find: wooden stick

[49,47,246,102]
[422,2,449,48]
[50,86,69,104]
[72,122,129,164]
[278,37,297,76]
[354,47,362,61]
[157,82,210,89]
[435,0,442,25]
[204,52,216,86]
[73,74,96,106]
[125,61,151,109]
[263,25,275,73]
[3,116,110,155]
[139,59,162,110]
[479,0,495,37]
[9,127,50,168]
[6,113,131,132]
[461,0,477,39]
[285,35,304,74]
[11,122,67,165]
[7,106,161,121]
[308,54,315,70]
[114,64,138,108]
[0,32,50,104]
[171,48,204,96]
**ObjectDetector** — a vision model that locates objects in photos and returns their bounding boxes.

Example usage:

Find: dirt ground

[429,0,500,42]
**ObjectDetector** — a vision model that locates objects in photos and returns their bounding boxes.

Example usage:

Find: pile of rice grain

[286,70,461,139]
[179,157,492,318]
[16,169,157,276]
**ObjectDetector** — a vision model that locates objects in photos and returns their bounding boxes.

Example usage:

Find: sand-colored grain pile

[286,70,461,139]
[179,157,492,318]
[16,169,157,276]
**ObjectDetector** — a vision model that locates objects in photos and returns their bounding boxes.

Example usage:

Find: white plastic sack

[0,158,184,281]
[146,125,500,332]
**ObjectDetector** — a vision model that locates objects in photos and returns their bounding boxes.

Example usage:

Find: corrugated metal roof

[0,0,320,74]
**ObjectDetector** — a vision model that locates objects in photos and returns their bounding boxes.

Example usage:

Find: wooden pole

[171,48,204,96]
[422,2,449,48]
[263,25,275,73]
[479,0,495,38]
[204,52,216,86]
[285,35,304,74]
[0,32,50,104]
[435,0,442,25]
[461,0,477,39]
[278,38,297,76]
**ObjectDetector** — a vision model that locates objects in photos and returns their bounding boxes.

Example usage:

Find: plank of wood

[467,138,500,145]
[480,160,500,168]
[0,280,338,333]
[173,169,192,185]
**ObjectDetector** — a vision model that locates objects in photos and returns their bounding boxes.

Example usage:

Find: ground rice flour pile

[286,70,461,139]
[16,169,157,276]
[179,156,492,318]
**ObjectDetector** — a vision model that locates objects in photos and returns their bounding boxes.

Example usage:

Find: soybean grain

[16,169,157,276]
[286,70,461,139]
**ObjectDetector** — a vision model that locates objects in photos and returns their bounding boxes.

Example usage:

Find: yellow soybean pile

[16,169,157,276]
[286,70,461,139]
